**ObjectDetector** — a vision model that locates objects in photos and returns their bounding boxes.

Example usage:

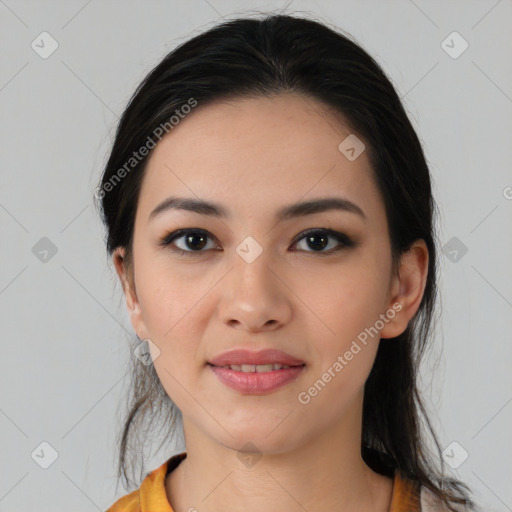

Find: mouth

[207,362,306,393]
[207,362,306,373]
[207,348,306,369]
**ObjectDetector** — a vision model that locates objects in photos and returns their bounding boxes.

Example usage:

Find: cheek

[293,324,380,442]
[136,255,212,337]
[140,276,206,410]
[135,265,212,401]
[293,257,390,343]
[288,255,391,394]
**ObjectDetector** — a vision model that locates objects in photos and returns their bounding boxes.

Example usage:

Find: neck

[166,393,393,512]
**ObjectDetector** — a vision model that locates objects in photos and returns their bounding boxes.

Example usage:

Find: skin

[113,93,428,512]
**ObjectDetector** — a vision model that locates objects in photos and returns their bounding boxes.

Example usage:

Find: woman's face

[115,93,421,453]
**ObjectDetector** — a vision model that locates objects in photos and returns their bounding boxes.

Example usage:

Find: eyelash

[157,228,356,256]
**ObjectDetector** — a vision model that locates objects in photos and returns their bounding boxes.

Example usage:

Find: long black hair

[97,12,476,511]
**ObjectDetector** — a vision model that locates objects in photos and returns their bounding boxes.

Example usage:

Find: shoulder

[105,452,187,512]
[420,485,471,512]
[390,474,472,512]
[106,488,140,512]
[104,460,168,512]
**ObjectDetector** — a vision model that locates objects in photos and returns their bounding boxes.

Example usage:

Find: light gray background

[1,0,511,511]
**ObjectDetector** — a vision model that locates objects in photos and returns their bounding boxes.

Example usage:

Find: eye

[159,227,355,256]
[158,229,220,255]
[291,228,355,254]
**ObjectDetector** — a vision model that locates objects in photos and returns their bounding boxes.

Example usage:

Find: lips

[207,348,305,367]
[209,364,304,393]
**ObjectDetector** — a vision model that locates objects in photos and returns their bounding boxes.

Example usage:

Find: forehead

[137,93,384,224]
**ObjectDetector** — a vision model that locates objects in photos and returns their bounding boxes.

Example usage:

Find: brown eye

[292,229,355,254]
[159,229,219,254]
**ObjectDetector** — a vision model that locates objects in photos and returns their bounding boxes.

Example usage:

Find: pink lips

[207,348,306,394]
[209,365,304,393]
[208,348,305,367]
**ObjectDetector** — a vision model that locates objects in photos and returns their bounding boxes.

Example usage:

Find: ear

[379,239,429,339]
[112,247,148,339]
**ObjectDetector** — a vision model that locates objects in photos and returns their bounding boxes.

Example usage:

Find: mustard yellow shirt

[106,451,430,512]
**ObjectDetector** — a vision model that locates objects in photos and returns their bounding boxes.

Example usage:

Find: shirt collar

[138,451,420,512]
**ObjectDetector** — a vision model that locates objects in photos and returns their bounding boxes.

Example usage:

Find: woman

[98,13,478,512]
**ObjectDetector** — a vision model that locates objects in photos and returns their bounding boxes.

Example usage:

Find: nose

[217,248,292,333]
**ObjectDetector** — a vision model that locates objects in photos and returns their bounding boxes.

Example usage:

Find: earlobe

[380,240,429,339]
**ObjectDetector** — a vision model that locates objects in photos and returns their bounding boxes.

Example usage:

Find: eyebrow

[148,196,366,222]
